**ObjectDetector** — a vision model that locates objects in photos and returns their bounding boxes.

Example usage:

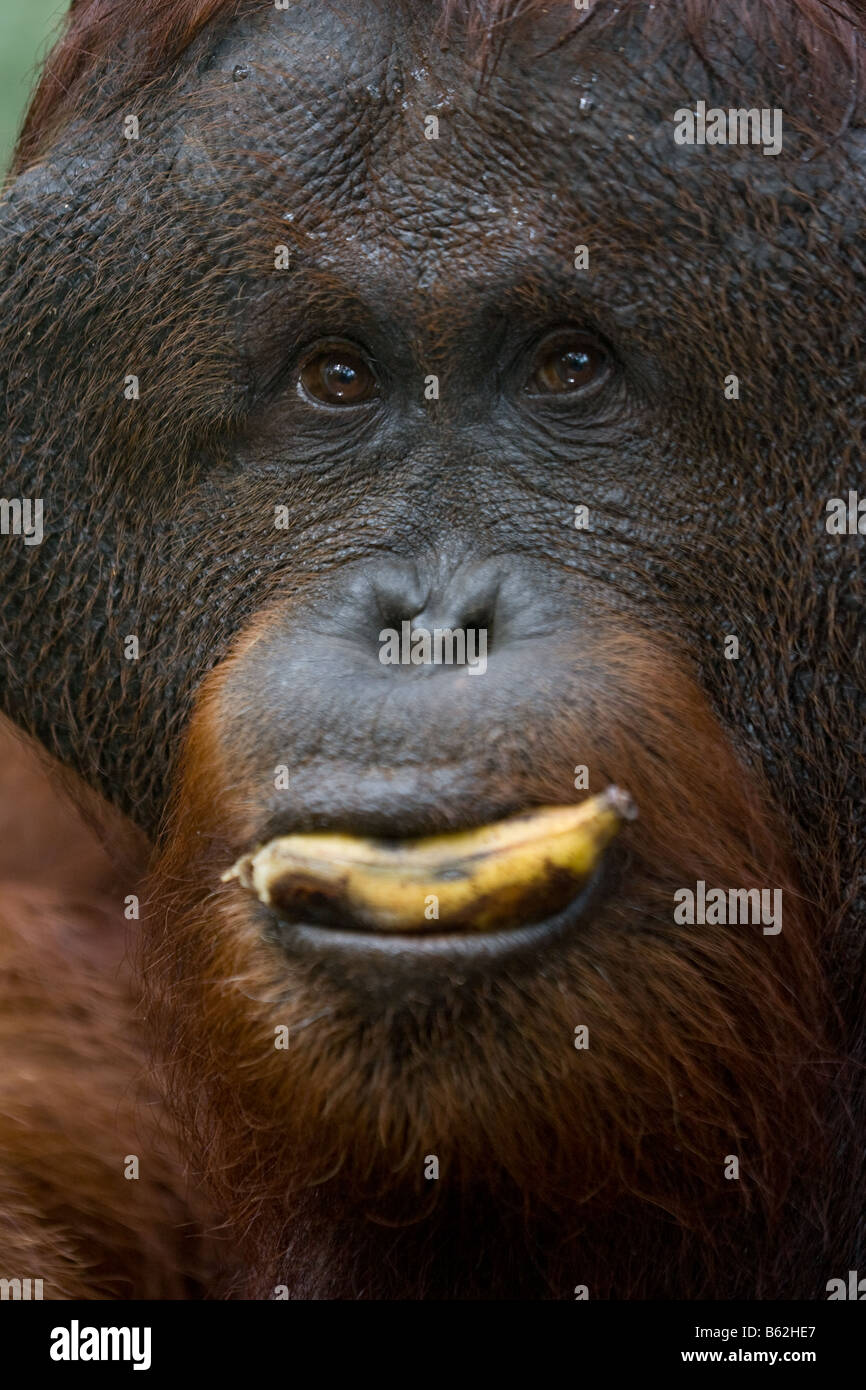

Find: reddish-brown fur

[143,623,832,1297]
[0,726,212,1299]
[0,0,863,1300]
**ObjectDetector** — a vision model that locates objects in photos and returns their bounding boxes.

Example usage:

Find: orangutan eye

[526,332,610,396]
[298,346,379,406]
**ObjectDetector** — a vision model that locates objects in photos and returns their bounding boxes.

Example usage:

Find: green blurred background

[0,0,68,172]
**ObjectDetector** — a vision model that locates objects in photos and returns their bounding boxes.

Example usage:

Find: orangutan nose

[211,552,579,840]
[370,558,502,666]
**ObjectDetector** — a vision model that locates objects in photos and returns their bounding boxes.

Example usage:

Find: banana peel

[223,786,636,934]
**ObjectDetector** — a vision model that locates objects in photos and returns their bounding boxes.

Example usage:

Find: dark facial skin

[0,1,860,843]
[1,0,864,1297]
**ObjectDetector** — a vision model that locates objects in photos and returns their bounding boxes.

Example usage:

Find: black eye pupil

[527,336,608,397]
[561,350,590,379]
[298,347,380,406]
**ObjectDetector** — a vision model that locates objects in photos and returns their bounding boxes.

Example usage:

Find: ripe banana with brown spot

[223,786,636,934]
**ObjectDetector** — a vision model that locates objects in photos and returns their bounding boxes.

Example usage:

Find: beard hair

[141,628,831,1297]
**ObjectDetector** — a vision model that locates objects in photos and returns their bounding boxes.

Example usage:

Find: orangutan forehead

[185,0,625,199]
[13,0,864,187]
[173,1,691,254]
[163,0,842,284]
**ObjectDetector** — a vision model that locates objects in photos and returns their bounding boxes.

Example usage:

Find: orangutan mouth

[222,788,636,941]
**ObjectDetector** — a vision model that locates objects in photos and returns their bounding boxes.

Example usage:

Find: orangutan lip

[258,858,614,967]
[225,790,635,941]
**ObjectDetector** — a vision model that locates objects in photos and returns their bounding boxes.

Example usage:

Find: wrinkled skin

[0,0,864,1297]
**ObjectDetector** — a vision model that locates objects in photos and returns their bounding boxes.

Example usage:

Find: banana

[223,787,635,934]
